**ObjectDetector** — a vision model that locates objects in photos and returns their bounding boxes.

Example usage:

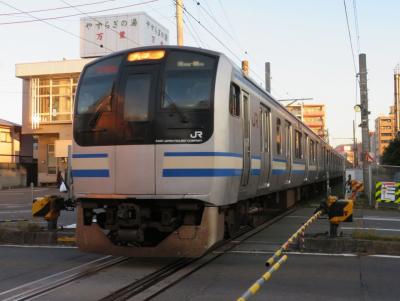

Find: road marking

[370,254,400,259]
[287,215,400,222]
[3,205,26,208]
[361,216,400,222]
[225,250,358,257]
[341,227,400,232]
[0,210,31,214]
[226,250,400,259]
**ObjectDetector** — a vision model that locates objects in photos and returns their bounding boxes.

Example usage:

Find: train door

[241,91,251,187]
[284,121,292,184]
[305,134,309,181]
[115,65,159,194]
[259,105,271,188]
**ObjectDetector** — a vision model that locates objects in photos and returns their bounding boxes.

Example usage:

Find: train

[71,46,345,257]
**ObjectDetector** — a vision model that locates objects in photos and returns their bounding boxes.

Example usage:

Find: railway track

[0,256,127,301]
[1,207,296,301]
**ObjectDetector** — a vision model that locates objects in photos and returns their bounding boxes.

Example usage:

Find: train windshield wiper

[87,83,114,129]
[164,92,189,123]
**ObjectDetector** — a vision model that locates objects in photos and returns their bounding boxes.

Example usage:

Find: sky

[0,0,399,147]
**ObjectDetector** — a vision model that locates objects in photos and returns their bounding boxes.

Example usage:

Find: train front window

[76,55,122,115]
[162,51,216,110]
[124,73,151,122]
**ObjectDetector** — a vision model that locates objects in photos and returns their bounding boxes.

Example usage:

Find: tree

[381,137,400,166]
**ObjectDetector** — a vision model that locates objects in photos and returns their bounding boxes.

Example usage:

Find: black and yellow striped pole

[237,255,288,301]
[395,183,400,204]
[236,210,323,301]
[375,181,382,203]
[265,210,322,267]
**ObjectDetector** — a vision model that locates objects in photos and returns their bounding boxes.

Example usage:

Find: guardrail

[236,210,323,301]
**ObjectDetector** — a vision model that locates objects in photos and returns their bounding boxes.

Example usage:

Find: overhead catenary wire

[0,0,118,16]
[0,0,159,25]
[194,0,248,56]
[184,0,292,99]
[183,14,200,47]
[352,0,361,54]
[183,10,207,48]
[343,0,358,75]
[174,0,243,64]
[0,0,114,51]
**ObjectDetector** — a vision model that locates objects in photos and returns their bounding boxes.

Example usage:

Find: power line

[174,0,242,63]
[0,0,158,25]
[352,0,361,54]
[194,0,248,57]
[176,0,290,99]
[182,15,199,47]
[0,0,113,51]
[343,0,357,74]
[183,10,206,48]
[0,0,117,16]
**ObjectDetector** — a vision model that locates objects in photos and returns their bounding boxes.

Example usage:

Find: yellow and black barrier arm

[237,255,288,301]
[236,210,323,301]
[265,210,322,267]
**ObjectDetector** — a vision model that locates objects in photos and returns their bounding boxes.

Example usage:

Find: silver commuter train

[72,46,345,257]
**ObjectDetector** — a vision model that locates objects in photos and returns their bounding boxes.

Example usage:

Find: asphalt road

[153,252,400,301]
[0,187,76,227]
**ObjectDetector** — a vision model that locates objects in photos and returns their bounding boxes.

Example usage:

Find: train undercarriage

[75,180,336,257]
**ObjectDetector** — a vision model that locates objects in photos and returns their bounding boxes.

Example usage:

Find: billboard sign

[80,12,169,58]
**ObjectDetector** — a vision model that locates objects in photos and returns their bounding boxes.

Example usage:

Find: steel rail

[103,207,298,301]
[0,256,128,301]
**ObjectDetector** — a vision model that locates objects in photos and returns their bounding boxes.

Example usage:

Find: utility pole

[176,0,184,46]
[352,120,358,168]
[359,53,371,200]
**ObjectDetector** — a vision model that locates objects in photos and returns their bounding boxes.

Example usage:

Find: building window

[31,76,79,125]
[0,129,11,143]
[47,144,56,175]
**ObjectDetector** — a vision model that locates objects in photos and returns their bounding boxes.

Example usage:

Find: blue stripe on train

[164,152,242,158]
[72,169,110,177]
[163,168,242,177]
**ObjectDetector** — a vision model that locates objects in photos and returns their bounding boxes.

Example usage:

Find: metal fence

[370,164,400,208]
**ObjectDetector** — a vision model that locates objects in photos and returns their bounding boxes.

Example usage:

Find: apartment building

[375,110,396,161]
[286,103,327,140]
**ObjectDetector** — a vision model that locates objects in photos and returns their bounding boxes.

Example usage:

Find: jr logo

[190,131,203,139]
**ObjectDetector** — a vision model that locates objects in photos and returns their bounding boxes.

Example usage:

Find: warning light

[127,50,165,62]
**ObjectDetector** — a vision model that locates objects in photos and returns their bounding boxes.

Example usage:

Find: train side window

[260,107,271,153]
[295,130,303,159]
[229,83,240,116]
[276,118,282,154]
[310,140,315,163]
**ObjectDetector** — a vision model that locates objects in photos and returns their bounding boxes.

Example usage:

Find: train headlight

[127,50,165,62]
